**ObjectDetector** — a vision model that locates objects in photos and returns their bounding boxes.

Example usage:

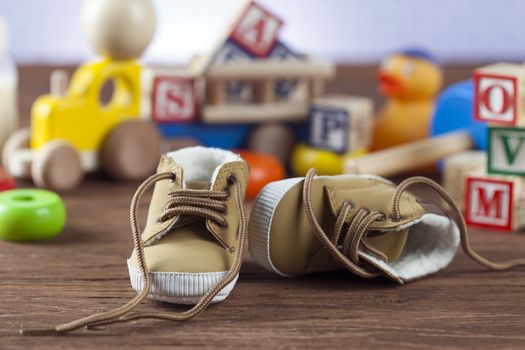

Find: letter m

[466,177,513,231]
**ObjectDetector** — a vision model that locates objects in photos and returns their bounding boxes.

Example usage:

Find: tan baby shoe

[22,147,249,335]
[249,169,525,282]
[127,147,249,304]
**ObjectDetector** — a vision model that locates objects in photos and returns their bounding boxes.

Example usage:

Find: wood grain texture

[1,65,524,350]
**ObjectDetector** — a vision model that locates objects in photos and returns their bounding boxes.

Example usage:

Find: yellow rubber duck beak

[377,71,406,96]
[378,53,443,99]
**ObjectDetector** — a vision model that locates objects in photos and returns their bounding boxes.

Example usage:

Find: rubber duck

[371,48,443,151]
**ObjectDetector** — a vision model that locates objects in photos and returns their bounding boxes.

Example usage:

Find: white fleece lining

[361,213,460,281]
[128,260,238,305]
[167,146,241,185]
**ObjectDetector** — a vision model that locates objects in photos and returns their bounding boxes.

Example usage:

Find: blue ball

[431,80,487,151]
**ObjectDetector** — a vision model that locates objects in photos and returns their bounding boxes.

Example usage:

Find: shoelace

[302,169,525,279]
[21,171,246,335]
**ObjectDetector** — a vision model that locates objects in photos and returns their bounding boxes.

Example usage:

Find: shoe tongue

[365,229,409,262]
[187,181,212,190]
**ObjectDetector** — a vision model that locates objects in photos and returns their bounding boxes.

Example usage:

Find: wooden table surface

[2,65,524,350]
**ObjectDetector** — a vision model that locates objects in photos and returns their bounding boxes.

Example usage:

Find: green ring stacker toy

[0,189,66,241]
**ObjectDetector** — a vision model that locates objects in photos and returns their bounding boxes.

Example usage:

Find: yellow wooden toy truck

[2,0,161,192]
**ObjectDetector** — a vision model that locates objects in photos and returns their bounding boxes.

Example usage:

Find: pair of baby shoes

[22,147,525,335]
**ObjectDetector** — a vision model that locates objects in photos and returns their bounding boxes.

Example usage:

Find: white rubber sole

[248,177,303,277]
[127,260,238,305]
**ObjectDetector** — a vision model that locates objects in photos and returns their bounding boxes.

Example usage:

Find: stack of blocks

[447,63,525,232]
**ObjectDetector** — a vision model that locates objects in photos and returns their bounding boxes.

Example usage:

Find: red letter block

[465,177,514,231]
[229,1,283,57]
[473,63,525,126]
[152,76,198,123]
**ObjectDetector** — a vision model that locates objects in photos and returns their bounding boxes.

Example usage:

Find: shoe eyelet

[343,200,356,212]
[390,215,403,222]
[219,222,229,230]
[227,173,237,185]
[170,172,177,183]
[377,212,387,222]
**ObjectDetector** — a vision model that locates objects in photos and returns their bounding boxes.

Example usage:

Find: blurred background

[1,0,524,65]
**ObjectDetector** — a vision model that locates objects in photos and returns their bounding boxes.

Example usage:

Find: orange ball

[237,150,285,200]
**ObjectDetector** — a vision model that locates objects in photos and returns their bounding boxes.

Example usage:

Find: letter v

[500,134,525,164]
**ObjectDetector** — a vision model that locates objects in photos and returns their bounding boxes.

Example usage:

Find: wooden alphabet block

[229,1,283,57]
[488,126,525,176]
[309,96,373,154]
[464,173,525,232]
[269,41,301,60]
[442,151,486,210]
[152,75,198,123]
[465,176,515,231]
[473,63,525,126]
[214,39,253,63]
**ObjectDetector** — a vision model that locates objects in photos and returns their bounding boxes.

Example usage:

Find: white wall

[1,0,524,65]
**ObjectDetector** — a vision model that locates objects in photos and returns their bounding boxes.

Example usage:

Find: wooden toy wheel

[101,119,161,181]
[2,128,31,178]
[247,123,295,163]
[31,140,84,192]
